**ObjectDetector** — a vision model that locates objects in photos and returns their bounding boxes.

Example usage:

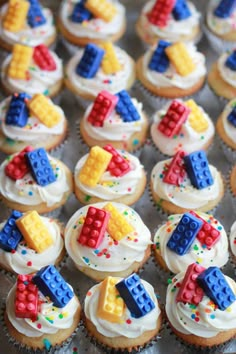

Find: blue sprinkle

[21,250,27,255]
[43,338,51,350]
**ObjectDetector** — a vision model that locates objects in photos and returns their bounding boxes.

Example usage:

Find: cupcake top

[141,41,206,90]
[0,93,66,148]
[6,266,80,338]
[216,49,236,88]
[154,212,229,274]
[166,265,236,338]
[84,274,161,338]
[59,0,125,41]
[0,147,71,208]
[0,0,56,47]
[151,99,215,156]
[65,43,135,97]
[218,98,236,147]
[206,0,236,36]
[151,150,223,210]
[65,202,152,274]
[138,0,200,43]
[230,220,236,258]
[74,145,146,202]
[1,44,63,96]
[0,211,64,274]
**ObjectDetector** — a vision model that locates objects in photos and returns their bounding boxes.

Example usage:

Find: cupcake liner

[217,135,236,164]
[73,94,93,110]
[203,24,236,55]
[59,36,80,57]
[47,127,70,160]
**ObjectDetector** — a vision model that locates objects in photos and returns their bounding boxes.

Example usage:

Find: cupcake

[74,145,146,205]
[216,98,236,162]
[136,41,206,99]
[58,0,126,48]
[205,0,236,53]
[4,265,81,351]
[1,43,63,98]
[150,150,225,214]
[84,274,162,351]
[208,49,236,100]
[0,93,68,155]
[166,264,236,347]
[65,202,152,281]
[0,210,65,275]
[150,99,215,156]
[80,90,149,152]
[153,211,229,274]
[0,0,57,51]
[0,147,73,214]
[64,42,135,101]
[229,220,236,266]
[136,0,201,46]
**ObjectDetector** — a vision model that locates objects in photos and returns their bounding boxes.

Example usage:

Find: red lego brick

[33,44,56,71]
[5,146,34,180]
[15,274,39,320]
[158,100,190,138]
[189,211,221,248]
[163,150,186,186]
[87,91,118,127]
[176,263,206,305]
[103,144,131,177]
[78,206,110,248]
[147,0,176,27]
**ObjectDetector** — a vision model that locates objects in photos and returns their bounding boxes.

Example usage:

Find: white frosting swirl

[139,0,200,42]
[166,272,236,337]
[6,283,79,337]
[151,159,222,209]
[207,0,236,35]
[60,0,125,40]
[218,52,236,88]
[82,98,145,142]
[142,43,206,89]
[0,4,56,47]
[0,216,64,274]
[151,100,215,156]
[154,213,229,274]
[65,202,152,272]
[1,52,63,96]
[230,221,236,257]
[65,46,134,96]
[0,96,65,143]
[74,150,145,200]
[220,99,236,143]
[0,154,71,207]
[84,278,160,338]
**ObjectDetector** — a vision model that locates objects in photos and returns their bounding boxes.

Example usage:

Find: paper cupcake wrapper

[203,24,236,55]
[47,128,70,160]
[59,35,81,56]
[217,135,236,164]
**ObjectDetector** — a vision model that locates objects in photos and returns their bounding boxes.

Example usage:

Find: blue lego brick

[115,90,140,122]
[183,150,214,190]
[27,0,46,28]
[6,93,31,127]
[25,148,56,186]
[76,44,105,78]
[148,40,170,73]
[225,50,236,71]
[70,1,93,23]
[172,0,191,20]
[214,0,236,18]
[167,212,203,255]
[115,274,155,318]
[227,106,236,127]
[33,265,74,308]
[0,210,23,252]
[197,267,236,310]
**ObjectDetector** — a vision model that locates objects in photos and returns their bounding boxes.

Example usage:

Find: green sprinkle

[85,195,91,202]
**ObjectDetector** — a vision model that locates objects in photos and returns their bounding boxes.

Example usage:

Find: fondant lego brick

[103,144,131,177]
[27,0,46,28]
[227,106,236,127]
[0,210,23,252]
[85,0,117,22]
[5,146,34,180]
[185,99,209,133]
[166,42,196,76]
[225,50,236,71]
[172,0,191,20]
[100,42,121,75]
[15,274,38,320]
[70,0,92,23]
[214,0,235,18]
[163,150,186,186]
[33,44,56,71]
[87,91,118,127]
[6,93,30,127]
[115,90,140,122]
[3,0,29,32]
[8,44,33,80]
[148,40,171,73]
[147,0,175,27]
[76,43,105,78]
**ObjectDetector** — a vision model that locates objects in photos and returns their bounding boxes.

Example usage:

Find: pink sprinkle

[126,319,132,324]
[106,254,111,259]
[27,261,32,266]
[37,323,42,329]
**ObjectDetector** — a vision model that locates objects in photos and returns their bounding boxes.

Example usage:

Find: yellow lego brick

[85,0,117,22]
[8,44,33,80]
[79,146,112,187]
[165,42,196,77]
[100,42,121,75]
[27,94,61,128]
[16,211,53,253]
[185,99,209,132]
[3,0,29,32]
[103,203,134,241]
[97,276,124,323]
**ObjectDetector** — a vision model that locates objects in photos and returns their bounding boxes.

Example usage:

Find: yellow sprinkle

[196,258,203,264]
